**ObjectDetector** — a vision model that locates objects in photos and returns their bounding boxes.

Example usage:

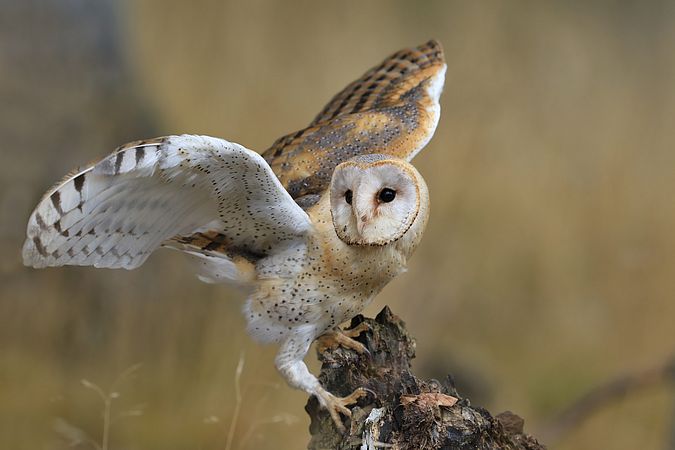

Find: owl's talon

[343,321,371,339]
[345,322,373,359]
[342,386,370,404]
[317,387,369,432]
[316,328,369,356]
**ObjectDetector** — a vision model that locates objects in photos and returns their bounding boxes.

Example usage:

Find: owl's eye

[378,188,396,203]
[345,190,353,205]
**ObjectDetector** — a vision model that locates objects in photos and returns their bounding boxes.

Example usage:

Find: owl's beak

[356,216,368,236]
[353,187,373,236]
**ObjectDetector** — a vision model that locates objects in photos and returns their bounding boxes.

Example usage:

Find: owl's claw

[316,322,371,357]
[343,321,371,339]
[316,387,369,432]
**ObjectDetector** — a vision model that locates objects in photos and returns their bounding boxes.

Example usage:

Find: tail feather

[164,231,257,286]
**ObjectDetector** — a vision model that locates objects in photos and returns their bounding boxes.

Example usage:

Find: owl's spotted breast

[262,40,445,207]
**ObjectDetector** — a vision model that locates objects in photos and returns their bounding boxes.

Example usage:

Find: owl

[22,40,446,430]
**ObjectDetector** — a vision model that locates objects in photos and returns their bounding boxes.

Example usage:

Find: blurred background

[1,1,674,449]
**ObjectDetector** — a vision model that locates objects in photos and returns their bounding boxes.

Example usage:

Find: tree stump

[306,306,545,450]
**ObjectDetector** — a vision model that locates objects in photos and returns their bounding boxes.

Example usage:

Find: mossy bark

[306,307,545,450]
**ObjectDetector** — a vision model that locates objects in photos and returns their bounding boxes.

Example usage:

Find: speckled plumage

[22,40,445,429]
[246,161,429,342]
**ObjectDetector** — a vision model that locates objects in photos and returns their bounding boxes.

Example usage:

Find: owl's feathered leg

[315,322,370,355]
[275,327,366,432]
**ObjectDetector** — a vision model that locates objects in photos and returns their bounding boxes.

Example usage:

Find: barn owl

[22,40,446,430]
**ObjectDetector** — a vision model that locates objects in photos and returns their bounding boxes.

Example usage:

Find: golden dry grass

[1,1,674,449]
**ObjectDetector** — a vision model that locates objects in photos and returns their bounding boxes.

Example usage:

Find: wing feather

[309,39,445,126]
[23,135,311,271]
[262,40,446,205]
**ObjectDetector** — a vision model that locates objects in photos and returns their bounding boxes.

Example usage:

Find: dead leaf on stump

[400,392,458,408]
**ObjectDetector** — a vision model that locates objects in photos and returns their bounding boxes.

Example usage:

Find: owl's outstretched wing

[22,135,312,271]
[262,40,446,205]
[308,40,445,127]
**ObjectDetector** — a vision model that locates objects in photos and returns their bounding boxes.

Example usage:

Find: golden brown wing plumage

[309,39,444,126]
[262,40,446,204]
[169,231,263,262]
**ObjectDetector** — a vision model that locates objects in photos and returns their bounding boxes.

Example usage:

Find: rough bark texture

[306,307,545,450]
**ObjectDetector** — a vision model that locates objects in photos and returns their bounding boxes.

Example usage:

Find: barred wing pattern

[309,39,445,126]
[22,135,312,270]
[262,40,446,204]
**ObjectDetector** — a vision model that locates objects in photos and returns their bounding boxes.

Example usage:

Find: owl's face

[329,155,428,246]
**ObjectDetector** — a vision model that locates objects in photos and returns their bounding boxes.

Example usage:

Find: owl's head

[329,155,429,246]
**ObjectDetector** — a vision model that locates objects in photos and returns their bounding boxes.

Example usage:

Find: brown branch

[306,307,545,450]
[541,356,675,444]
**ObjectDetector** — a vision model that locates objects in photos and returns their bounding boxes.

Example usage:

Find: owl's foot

[316,386,369,432]
[343,321,371,339]
[316,322,370,356]
[275,332,371,433]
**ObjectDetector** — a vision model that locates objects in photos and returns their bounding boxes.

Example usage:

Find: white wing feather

[22,135,312,270]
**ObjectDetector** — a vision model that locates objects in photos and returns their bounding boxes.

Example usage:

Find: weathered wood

[306,307,545,450]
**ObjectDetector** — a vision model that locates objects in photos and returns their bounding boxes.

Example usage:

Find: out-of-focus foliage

[1,1,673,449]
